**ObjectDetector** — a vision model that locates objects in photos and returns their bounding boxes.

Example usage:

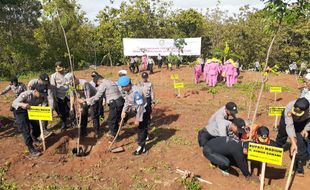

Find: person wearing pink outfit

[225,60,236,87]
[232,61,238,85]
[194,64,202,84]
[208,59,220,87]
[221,62,228,82]
[141,54,148,71]
[204,59,211,84]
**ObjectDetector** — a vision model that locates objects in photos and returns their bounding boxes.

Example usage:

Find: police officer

[198,102,238,147]
[0,76,26,97]
[1,76,27,131]
[89,71,99,88]
[12,85,48,157]
[83,75,124,140]
[275,98,310,176]
[50,62,70,131]
[89,71,104,119]
[28,73,55,137]
[118,76,150,155]
[202,136,259,181]
[66,74,99,137]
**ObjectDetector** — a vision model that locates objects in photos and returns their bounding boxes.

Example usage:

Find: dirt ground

[0,65,309,190]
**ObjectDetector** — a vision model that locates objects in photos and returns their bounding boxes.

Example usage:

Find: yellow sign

[174,83,184,89]
[270,86,282,93]
[171,74,179,80]
[269,107,285,116]
[248,143,283,166]
[28,106,52,121]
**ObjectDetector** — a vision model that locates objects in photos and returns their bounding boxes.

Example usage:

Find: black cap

[91,71,99,78]
[35,84,48,96]
[232,118,246,134]
[226,102,238,115]
[93,75,103,84]
[55,61,63,67]
[142,72,149,79]
[257,126,269,139]
[10,76,18,84]
[39,73,50,84]
[294,98,309,111]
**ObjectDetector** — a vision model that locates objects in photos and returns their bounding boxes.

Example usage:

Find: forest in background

[0,0,309,78]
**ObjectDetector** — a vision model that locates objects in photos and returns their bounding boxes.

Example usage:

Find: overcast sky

[76,0,266,22]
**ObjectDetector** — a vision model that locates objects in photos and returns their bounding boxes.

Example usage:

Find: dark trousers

[198,128,215,147]
[158,60,162,68]
[15,109,40,148]
[98,99,104,118]
[107,97,124,136]
[129,63,135,73]
[137,109,150,147]
[146,97,152,124]
[135,63,140,73]
[276,112,310,161]
[203,145,230,170]
[56,97,69,124]
[81,102,100,136]
[148,64,154,74]
[176,61,181,69]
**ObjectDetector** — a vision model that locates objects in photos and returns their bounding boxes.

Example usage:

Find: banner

[123,38,201,56]
[28,106,52,121]
[269,107,285,116]
[247,143,283,166]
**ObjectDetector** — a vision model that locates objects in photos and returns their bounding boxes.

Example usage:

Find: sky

[76,0,266,22]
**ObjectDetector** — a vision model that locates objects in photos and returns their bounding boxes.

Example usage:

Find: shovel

[108,118,125,153]
[72,108,86,156]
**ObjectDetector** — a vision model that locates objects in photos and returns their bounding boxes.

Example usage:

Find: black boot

[28,146,41,157]
[132,145,146,156]
[294,159,304,176]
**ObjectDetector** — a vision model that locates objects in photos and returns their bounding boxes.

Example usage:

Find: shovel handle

[108,118,124,151]
[285,151,297,190]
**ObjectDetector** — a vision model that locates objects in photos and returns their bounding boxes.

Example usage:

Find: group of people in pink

[194,58,239,87]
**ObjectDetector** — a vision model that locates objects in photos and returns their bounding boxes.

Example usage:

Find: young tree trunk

[250,24,282,128]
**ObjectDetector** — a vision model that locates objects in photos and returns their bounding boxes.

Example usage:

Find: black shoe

[28,147,41,157]
[132,146,146,156]
[33,139,41,147]
[295,160,304,176]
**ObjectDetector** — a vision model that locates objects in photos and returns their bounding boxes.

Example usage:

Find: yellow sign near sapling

[270,86,282,93]
[269,107,285,116]
[174,83,184,89]
[247,143,283,166]
[28,106,52,121]
[171,74,179,80]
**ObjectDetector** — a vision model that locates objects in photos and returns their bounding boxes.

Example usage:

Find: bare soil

[0,65,308,190]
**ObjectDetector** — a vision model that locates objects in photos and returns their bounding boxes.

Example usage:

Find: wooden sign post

[247,143,283,190]
[270,86,282,131]
[28,106,53,152]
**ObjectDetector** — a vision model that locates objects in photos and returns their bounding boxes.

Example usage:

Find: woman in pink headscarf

[141,54,148,71]
[225,59,236,87]
[208,58,220,87]
[204,59,211,85]
[194,62,202,84]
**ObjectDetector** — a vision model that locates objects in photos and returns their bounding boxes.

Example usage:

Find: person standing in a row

[50,62,70,131]
[118,76,150,155]
[83,75,124,141]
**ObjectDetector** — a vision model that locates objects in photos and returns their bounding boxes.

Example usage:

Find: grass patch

[31,185,90,190]
[182,176,202,190]
[0,162,18,190]
[170,136,193,146]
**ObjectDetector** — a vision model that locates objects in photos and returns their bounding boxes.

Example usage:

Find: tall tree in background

[0,0,42,77]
